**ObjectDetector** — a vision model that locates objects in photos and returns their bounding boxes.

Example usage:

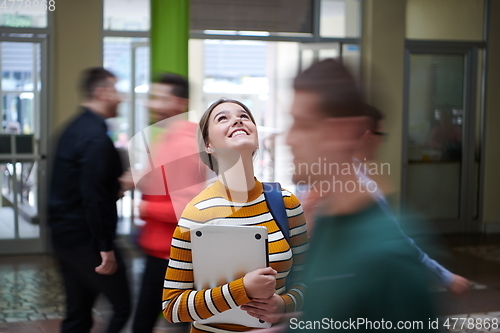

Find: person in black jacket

[48,67,131,333]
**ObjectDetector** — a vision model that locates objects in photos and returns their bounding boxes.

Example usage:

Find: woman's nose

[233,117,243,125]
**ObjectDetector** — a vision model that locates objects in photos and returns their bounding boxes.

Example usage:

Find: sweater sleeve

[162,212,252,323]
[279,192,309,313]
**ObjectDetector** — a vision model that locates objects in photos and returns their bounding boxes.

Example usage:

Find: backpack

[262,182,289,243]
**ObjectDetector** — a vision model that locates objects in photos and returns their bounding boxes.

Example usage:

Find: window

[104,0,150,31]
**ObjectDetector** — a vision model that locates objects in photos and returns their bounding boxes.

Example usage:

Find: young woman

[162,99,309,333]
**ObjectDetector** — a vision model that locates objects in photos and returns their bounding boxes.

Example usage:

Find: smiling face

[205,102,258,156]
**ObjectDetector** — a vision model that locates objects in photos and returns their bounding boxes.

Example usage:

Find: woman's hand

[241,294,285,324]
[243,267,277,299]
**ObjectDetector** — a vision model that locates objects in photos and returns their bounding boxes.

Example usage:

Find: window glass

[320,0,360,38]
[1,42,41,135]
[407,54,465,219]
[104,0,150,31]
[191,0,313,34]
[0,2,48,28]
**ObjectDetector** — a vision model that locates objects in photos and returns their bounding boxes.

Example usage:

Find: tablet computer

[190,224,271,328]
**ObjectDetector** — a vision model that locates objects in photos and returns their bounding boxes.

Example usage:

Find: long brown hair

[198,98,257,174]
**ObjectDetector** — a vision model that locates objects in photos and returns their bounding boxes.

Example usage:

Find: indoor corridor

[1,235,500,332]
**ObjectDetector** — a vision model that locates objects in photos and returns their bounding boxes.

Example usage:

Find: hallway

[0,235,500,333]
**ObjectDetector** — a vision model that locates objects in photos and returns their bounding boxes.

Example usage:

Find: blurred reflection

[427,107,462,161]
[406,54,466,220]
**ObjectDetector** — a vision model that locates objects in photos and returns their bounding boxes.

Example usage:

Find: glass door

[403,45,482,233]
[0,39,47,254]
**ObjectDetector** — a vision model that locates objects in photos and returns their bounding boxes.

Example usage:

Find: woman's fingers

[241,303,261,311]
[245,309,283,324]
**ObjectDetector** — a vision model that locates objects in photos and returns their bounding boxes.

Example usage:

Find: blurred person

[162,99,309,333]
[285,59,437,332]
[131,73,207,333]
[300,104,470,295]
[48,67,131,333]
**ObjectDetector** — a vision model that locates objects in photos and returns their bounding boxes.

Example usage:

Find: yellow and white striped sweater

[162,179,309,333]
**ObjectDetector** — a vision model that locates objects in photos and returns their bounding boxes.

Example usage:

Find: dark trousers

[132,255,168,333]
[54,245,131,333]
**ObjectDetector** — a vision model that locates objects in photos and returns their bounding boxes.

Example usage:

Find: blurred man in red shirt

[132,73,206,333]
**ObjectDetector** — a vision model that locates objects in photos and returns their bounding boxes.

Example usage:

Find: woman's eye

[217,116,227,122]
[240,114,249,119]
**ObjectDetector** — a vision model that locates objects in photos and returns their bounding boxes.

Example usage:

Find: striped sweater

[162,179,309,333]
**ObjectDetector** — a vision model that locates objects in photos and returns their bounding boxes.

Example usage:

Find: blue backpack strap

[262,182,290,243]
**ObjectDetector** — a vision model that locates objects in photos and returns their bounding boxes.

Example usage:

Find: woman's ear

[206,145,213,153]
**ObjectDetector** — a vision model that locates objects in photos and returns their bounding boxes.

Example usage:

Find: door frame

[401,40,487,234]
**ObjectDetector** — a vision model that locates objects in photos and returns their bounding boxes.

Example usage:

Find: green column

[150,0,189,77]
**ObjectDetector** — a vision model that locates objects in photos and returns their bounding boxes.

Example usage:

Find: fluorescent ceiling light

[203,30,238,35]
[238,31,270,36]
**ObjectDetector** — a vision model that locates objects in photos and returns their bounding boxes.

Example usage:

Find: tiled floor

[0,265,64,322]
[0,250,178,333]
[0,235,499,332]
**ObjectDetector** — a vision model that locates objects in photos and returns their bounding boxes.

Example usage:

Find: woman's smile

[229,129,249,138]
